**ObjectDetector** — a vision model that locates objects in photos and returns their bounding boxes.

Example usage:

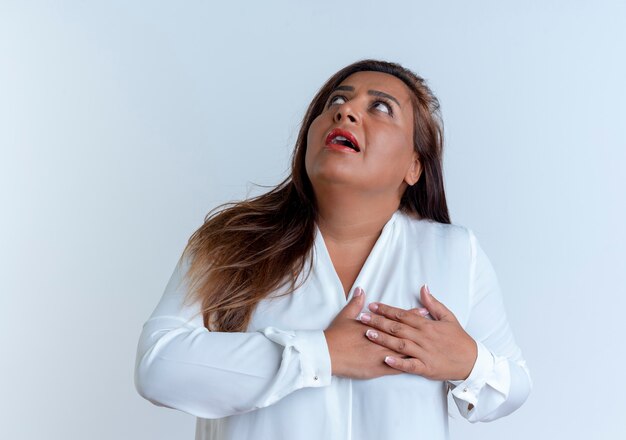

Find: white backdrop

[2,1,625,439]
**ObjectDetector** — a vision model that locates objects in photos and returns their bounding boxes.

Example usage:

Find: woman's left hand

[357,285,477,381]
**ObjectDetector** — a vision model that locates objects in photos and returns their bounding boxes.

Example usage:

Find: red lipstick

[325,128,360,153]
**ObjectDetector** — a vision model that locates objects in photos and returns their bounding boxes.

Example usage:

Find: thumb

[339,286,365,319]
[420,284,454,321]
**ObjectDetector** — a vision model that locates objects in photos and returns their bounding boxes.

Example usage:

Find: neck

[315,190,400,245]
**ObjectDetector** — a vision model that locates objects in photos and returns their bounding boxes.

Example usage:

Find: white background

[1,1,625,438]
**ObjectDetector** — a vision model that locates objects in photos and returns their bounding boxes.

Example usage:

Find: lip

[325,128,360,153]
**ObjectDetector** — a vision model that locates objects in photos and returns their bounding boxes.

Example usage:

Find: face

[305,71,421,199]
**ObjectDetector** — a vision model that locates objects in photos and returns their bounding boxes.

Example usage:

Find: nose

[333,102,359,124]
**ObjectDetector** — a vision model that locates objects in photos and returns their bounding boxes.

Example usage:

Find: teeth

[329,133,358,151]
[332,135,354,145]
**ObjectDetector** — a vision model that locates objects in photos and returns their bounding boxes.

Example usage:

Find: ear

[403,151,422,186]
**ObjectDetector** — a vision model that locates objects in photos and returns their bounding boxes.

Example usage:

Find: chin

[307,144,365,184]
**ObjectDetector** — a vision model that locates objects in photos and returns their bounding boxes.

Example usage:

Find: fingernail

[424,283,432,297]
[366,329,378,339]
[385,356,397,366]
[369,303,379,312]
[358,312,371,323]
[417,308,429,317]
[354,287,363,297]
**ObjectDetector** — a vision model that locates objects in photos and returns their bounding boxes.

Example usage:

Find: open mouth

[325,129,360,152]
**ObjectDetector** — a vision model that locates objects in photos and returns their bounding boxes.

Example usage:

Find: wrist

[323,329,340,376]
[461,339,478,380]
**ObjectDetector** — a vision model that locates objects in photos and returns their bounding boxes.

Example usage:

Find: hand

[323,287,404,380]
[359,285,478,381]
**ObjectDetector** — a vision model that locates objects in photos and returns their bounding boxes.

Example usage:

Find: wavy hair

[181,59,450,332]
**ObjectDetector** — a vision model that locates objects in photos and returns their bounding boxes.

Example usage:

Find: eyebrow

[331,85,402,108]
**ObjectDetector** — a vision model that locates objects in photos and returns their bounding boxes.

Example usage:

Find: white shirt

[134,210,532,439]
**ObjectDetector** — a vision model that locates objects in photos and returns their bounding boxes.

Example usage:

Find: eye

[372,99,393,116]
[326,94,394,117]
[328,94,346,106]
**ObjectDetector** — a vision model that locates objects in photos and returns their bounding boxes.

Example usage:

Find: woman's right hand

[323,287,403,379]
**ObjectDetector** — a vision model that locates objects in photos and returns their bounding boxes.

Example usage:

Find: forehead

[335,71,412,105]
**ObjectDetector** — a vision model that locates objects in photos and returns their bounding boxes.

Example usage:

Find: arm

[133,254,332,419]
[447,229,532,422]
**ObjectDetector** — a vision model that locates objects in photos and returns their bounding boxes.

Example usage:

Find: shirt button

[463,387,468,393]
[314,375,319,381]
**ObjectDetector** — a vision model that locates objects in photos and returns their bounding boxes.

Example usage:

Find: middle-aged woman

[134,59,532,439]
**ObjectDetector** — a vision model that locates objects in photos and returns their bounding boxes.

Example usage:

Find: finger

[408,307,431,317]
[420,284,455,322]
[384,355,428,376]
[357,311,419,340]
[367,302,426,329]
[408,307,433,320]
[364,327,425,355]
[340,286,365,319]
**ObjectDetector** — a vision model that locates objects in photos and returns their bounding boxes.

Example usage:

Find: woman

[134,59,532,439]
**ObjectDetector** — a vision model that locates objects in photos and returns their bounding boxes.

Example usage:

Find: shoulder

[396,210,473,251]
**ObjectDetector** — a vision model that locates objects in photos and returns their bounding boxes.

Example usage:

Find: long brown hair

[181,59,450,332]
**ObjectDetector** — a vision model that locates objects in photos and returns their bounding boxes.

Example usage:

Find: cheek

[372,129,413,162]
[306,116,323,149]
[305,114,328,156]
[364,128,414,183]
[390,124,414,160]
[304,120,319,171]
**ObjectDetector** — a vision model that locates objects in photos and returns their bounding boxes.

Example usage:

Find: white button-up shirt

[134,210,532,439]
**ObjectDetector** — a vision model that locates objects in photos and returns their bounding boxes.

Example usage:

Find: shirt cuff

[293,329,332,388]
[448,340,494,406]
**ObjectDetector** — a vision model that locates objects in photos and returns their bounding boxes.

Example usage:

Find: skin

[306,71,477,381]
[306,71,420,298]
